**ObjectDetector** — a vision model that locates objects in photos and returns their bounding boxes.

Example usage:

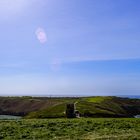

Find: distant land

[2,94,140,98]
[0,96,140,118]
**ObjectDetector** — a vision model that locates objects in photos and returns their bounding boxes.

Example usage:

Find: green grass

[84,96,113,103]
[76,101,115,116]
[25,103,66,118]
[0,118,140,140]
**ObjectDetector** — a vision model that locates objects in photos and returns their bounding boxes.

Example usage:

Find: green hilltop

[25,96,140,118]
[0,96,140,118]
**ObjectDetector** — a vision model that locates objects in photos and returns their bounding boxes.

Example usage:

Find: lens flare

[35,27,47,44]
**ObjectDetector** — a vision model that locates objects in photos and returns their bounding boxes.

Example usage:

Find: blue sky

[0,0,140,96]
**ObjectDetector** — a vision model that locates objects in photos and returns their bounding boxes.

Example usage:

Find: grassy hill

[0,96,64,116]
[0,96,79,117]
[25,96,140,118]
[0,96,140,118]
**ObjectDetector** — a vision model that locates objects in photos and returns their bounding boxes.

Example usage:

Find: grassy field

[84,96,112,103]
[0,118,140,140]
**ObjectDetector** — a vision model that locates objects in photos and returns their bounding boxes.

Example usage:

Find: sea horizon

[1,94,140,99]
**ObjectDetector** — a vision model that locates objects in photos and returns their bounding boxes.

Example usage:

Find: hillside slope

[0,96,140,118]
[25,96,140,118]
[0,97,64,116]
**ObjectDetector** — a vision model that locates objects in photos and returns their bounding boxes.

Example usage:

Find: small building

[66,103,80,118]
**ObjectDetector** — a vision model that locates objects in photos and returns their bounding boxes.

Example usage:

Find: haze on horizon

[0,0,140,96]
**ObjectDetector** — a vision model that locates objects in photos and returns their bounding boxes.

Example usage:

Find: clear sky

[0,0,140,96]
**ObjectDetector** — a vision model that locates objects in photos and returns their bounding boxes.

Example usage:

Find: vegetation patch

[0,96,140,118]
[84,96,113,103]
[0,118,140,139]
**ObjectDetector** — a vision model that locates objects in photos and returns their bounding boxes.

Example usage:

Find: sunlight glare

[0,0,27,17]
[35,27,47,44]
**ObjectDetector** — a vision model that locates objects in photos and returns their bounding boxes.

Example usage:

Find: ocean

[117,95,140,99]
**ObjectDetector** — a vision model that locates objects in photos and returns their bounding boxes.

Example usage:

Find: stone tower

[66,103,76,118]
